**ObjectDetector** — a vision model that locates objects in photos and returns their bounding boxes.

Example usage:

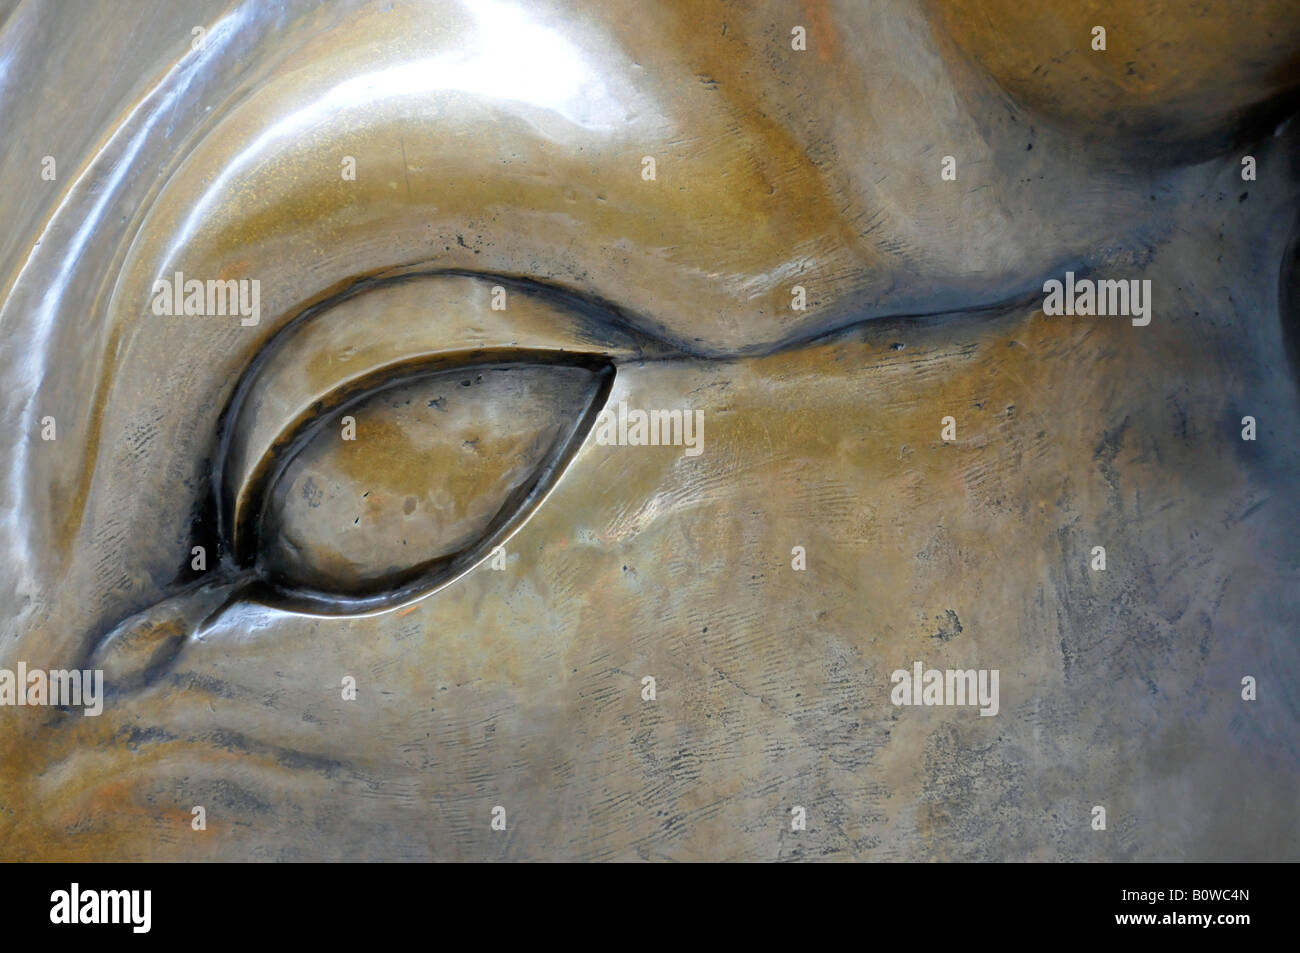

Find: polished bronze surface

[1,0,1298,860]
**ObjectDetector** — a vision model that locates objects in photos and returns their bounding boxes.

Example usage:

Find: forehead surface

[0,1,1155,361]
[2,0,1294,361]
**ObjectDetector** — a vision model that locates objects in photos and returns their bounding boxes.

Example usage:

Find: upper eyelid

[762,277,1071,358]
[215,269,674,556]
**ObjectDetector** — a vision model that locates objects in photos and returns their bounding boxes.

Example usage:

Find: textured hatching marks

[1094,416,1132,506]
[122,409,163,461]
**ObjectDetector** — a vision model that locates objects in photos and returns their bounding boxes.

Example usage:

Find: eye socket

[241,351,612,612]
[211,271,667,614]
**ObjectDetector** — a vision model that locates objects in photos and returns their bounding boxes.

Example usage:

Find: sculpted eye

[213,273,655,614]
[246,354,611,610]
